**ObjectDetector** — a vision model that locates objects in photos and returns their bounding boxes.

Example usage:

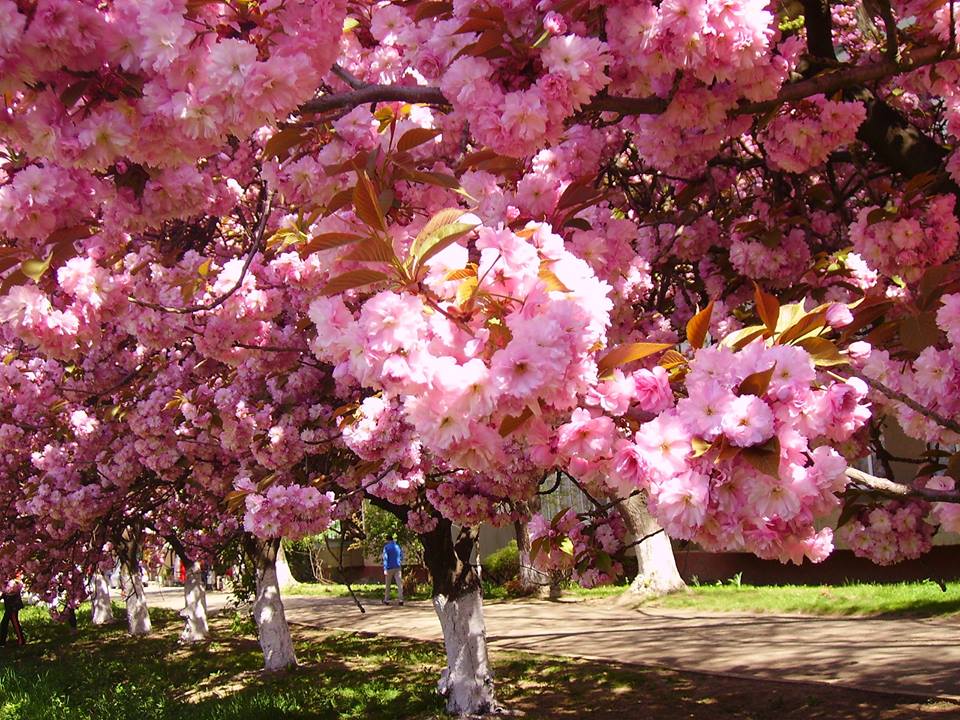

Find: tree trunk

[90,571,115,625]
[120,562,152,636]
[421,520,498,716]
[116,531,152,636]
[275,541,297,590]
[514,519,548,594]
[165,535,211,643]
[246,536,297,671]
[180,561,210,643]
[617,494,686,598]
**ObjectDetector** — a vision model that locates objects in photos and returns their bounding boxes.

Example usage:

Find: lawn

[648,581,960,617]
[0,602,953,719]
[285,579,960,616]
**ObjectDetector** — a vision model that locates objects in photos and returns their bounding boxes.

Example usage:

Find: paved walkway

[144,588,960,701]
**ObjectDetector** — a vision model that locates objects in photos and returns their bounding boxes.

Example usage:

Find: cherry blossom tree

[2,0,960,715]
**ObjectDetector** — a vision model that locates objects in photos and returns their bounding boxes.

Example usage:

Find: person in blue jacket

[382,535,404,606]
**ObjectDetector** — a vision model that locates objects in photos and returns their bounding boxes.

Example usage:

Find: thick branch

[299,45,954,120]
[845,467,960,503]
[302,85,449,114]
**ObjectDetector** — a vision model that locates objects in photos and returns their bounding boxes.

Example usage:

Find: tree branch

[298,45,955,120]
[845,466,960,503]
[128,186,273,315]
[851,372,960,436]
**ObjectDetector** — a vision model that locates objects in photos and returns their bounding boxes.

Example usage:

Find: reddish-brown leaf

[597,342,673,377]
[685,300,714,349]
[753,282,780,334]
[320,269,390,296]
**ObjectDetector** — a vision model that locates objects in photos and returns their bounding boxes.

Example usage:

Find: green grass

[0,601,951,719]
[650,581,960,617]
[285,580,627,602]
[2,601,947,720]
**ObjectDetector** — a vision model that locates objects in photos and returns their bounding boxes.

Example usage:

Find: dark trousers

[0,608,24,645]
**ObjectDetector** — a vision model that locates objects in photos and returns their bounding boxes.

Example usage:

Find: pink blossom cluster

[439,34,610,157]
[309,220,612,481]
[610,339,870,564]
[849,194,960,280]
[836,501,933,565]
[236,478,335,541]
[759,96,866,173]
[528,508,626,587]
[860,296,960,446]
[1,0,347,170]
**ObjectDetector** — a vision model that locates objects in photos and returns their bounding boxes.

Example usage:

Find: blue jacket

[382,541,403,570]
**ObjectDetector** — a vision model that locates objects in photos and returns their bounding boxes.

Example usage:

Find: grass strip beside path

[648,581,960,617]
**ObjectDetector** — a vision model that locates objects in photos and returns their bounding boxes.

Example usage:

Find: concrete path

[143,588,960,701]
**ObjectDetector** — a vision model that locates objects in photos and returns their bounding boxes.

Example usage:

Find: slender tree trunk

[514,519,549,594]
[90,571,114,625]
[421,520,498,716]
[120,561,152,636]
[116,531,152,636]
[246,536,297,671]
[180,561,210,643]
[165,535,210,643]
[616,494,686,597]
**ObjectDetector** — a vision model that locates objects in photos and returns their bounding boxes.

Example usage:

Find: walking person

[382,535,404,606]
[0,578,26,647]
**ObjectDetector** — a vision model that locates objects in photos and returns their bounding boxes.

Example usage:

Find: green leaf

[21,254,53,283]
[559,537,574,557]
[797,336,848,367]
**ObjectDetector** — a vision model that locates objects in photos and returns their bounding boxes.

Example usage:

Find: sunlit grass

[649,581,960,617]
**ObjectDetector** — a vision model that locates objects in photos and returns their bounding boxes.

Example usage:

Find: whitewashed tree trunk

[618,494,686,597]
[274,541,296,590]
[120,563,152,636]
[420,519,500,716]
[434,590,497,716]
[250,537,297,671]
[90,571,114,625]
[179,562,210,643]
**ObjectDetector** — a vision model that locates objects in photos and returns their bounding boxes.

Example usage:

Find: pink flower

[825,303,853,328]
[632,366,673,412]
[634,415,691,480]
[677,380,733,440]
[721,395,775,447]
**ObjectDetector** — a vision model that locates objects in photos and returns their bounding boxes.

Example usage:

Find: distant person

[0,579,25,646]
[382,535,404,606]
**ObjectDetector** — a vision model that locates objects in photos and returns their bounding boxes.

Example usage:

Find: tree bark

[246,536,297,671]
[180,561,210,643]
[164,535,211,643]
[616,494,686,598]
[119,562,152,636]
[514,518,550,594]
[420,520,499,716]
[90,571,115,625]
[116,531,152,636]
